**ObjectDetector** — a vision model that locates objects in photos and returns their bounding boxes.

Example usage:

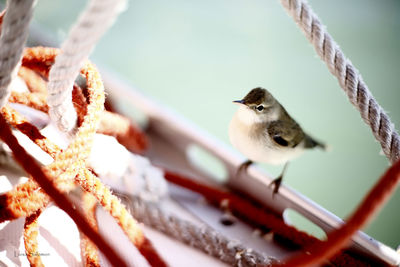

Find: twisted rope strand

[0,107,167,266]
[0,113,128,267]
[80,192,100,267]
[21,47,105,191]
[47,0,126,132]
[121,195,278,267]
[1,47,167,266]
[280,0,400,163]
[24,209,45,267]
[18,66,48,94]
[2,105,59,157]
[0,0,35,108]
[0,48,106,221]
[76,168,168,267]
[8,91,48,113]
[98,110,149,153]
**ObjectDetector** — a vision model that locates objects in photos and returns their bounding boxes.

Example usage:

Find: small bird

[229,87,325,194]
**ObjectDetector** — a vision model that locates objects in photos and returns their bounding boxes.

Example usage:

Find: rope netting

[0,0,399,267]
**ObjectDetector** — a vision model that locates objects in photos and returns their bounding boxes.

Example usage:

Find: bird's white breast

[229,109,304,165]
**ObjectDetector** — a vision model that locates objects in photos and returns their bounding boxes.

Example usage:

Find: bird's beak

[233,100,245,105]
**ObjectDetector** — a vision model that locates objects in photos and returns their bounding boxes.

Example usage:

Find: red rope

[276,159,400,266]
[0,114,128,267]
[163,170,370,266]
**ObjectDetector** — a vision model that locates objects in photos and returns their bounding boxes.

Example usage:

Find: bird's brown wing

[267,120,305,148]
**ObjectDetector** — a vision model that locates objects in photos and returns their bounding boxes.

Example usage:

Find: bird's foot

[268,162,288,197]
[269,176,283,197]
[236,160,253,177]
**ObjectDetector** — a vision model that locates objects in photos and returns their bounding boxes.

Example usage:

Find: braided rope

[0,0,35,108]
[18,66,48,94]
[2,105,59,157]
[1,47,167,266]
[47,0,126,132]
[0,52,105,216]
[80,192,100,267]
[24,209,44,267]
[0,99,167,266]
[98,110,149,153]
[0,113,128,267]
[280,0,400,163]
[75,168,168,267]
[121,195,279,267]
[8,91,48,113]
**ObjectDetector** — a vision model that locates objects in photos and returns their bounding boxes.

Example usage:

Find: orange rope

[0,46,167,266]
[0,181,49,222]
[80,192,100,267]
[98,110,148,153]
[8,91,48,113]
[0,113,128,267]
[24,209,44,267]
[2,105,58,157]
[76,168,167,266]
[0,109,167,266]
[18,66,48,94]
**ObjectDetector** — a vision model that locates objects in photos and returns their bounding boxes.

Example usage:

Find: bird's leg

[236,159,253,177]
[269,162,289,196]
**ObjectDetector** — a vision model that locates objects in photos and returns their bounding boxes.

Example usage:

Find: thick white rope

[47,0,126,132]
[0,0,35,108]
[119,194,279,267]
[280,0,400,164]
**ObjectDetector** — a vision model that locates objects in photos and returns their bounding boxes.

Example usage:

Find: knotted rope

[0,47,166,267]
[0,113,128,267]
[280,0,400,164]
[47,0,126,132]
[0,0,35,108]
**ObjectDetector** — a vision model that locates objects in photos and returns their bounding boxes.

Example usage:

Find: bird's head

[233,87,278,124]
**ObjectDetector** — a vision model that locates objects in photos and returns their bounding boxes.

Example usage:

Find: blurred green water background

[31,0,400,248]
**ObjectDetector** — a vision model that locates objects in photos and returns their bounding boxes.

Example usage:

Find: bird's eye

[256,105,264,111]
